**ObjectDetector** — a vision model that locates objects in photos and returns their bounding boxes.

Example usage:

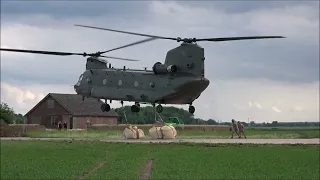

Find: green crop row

[1,140,319,180]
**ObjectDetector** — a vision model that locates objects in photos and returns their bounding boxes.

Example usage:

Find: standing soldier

[230,119,240,138]
[237,121,247,139]
[63,122,67,129]
[57,121,62,130]
[86,119,91,128]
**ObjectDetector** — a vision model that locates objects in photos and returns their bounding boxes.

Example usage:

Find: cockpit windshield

[76,74,83,86]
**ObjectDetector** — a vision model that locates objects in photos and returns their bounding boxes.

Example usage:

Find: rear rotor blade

[75,24,285,43]
[75,24,177,41]
[196,36,285,42]
[96,37,158,55]
[100,55,140,61]
[0,48,86,56]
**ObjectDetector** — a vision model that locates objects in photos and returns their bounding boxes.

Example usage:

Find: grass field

[26,126,320,139]
[1,140,319,180]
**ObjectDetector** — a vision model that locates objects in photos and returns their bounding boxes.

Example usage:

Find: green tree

[14,113,25,124]
[207,119,218,125]
[0,102,15,124]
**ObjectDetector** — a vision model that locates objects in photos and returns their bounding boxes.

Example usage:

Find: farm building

[24,93,118,129]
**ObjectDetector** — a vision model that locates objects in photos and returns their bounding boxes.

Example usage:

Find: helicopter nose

[74,84,80,94]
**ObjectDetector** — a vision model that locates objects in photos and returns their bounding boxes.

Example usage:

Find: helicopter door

[86,77,93,96]
[167,76,174,87]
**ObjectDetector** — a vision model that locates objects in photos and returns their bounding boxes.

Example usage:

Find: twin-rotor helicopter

[0,24,285,115]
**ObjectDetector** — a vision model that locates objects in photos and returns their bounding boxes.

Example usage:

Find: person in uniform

[63,122,67,129]
[57,121,62,130]
[231,119,240,138]
[86,120,91,128]
[237,121,247,139]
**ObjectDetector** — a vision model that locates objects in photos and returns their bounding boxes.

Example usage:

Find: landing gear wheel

[131,105,140,113]
[156,104,163,113]
[189,105,195,114]
[101,103,111,112]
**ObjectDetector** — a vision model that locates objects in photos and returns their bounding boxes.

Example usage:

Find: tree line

[113,106,319,126]
[0,102,25,124]
[1,101,319,127]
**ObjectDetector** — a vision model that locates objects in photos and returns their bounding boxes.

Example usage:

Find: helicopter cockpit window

[76,74,83,86]
[87,78,92,84]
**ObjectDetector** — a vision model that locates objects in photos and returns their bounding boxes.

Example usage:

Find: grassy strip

[1,140,319,180]
[26,128,320,139]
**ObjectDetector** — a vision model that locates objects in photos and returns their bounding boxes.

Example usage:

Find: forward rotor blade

[0,48,140,61]
[0,48,86,56]
[100,55,140,61]
[196,36,285,42]
[97,37,158,55]
[74,24,177,41]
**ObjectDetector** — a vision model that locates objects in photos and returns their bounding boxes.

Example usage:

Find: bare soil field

[1,137,319,144]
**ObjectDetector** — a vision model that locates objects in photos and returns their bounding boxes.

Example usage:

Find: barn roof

[25,93,118,117]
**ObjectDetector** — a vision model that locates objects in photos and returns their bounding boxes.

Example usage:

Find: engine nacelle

[86,57,108,70]
[152,62,177,75]
[167,65,177,73]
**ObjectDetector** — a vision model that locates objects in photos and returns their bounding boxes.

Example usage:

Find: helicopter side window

[76,74,83,86]
[79,74,83,81]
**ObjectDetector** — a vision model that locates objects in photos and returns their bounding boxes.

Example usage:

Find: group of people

[57,121,68,130]
[230,119,247,139]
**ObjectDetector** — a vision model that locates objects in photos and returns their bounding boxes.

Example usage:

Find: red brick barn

[24,93,118,129]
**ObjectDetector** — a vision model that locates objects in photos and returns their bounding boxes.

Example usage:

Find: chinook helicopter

[0,24,285,115]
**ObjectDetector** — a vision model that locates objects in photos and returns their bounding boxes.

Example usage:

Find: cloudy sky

[1,1,319,123]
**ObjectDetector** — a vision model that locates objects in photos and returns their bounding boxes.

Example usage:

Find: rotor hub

[176,37,197,43]
[86,52,101,57]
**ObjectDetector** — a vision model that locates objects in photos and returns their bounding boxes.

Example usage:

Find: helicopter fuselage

[74,42,210,107]
[74,68,209,105]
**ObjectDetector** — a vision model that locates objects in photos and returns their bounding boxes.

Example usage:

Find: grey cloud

[204,40,319,83]
[0,1,147,18]
[183,1,319,14]
[143,1,319,83]
[1,69,79,85]
[0,1,319,86]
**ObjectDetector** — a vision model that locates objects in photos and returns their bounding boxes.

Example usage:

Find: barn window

[47,99,54,108]
[51,116,58,125]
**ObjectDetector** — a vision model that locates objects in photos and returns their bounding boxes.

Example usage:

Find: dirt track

[1,137,319,144]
